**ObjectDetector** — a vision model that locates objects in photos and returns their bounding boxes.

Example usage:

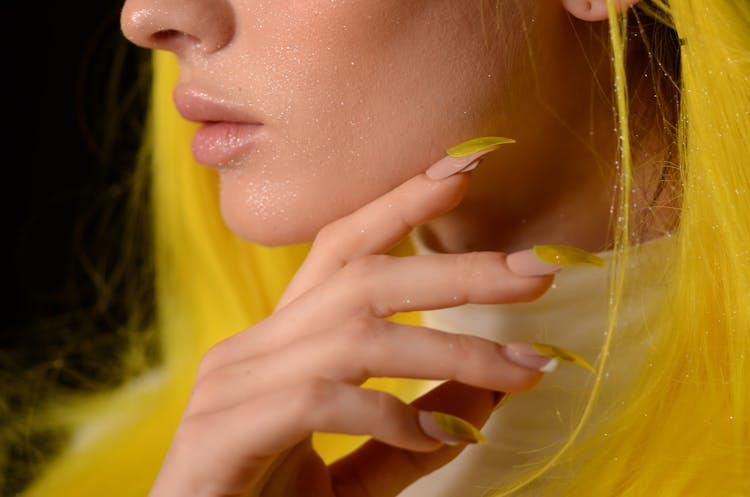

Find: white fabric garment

[398,235,674,497]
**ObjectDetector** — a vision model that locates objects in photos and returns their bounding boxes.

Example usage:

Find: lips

[189,122,262,166]
[173,87,264,167]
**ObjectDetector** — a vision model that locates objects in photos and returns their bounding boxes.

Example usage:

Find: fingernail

[426,136,515,180]
[506,248,562,276]
[505,245,605,277]
[503,342,560,372]
[503,342,595,373]
[425,152,489,181]
[446,136,516,157]
[533,245,606,268]
[530,342,596,373]
[418,410,488,445]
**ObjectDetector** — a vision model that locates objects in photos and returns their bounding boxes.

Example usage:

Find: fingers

[276,143,506,309]
[187,319,544,415]
[171,380,444,491]
[277,171,470,309]
[160,381,437,496]
[330,381,496,497]
[205,250,554,369]
[176,381,499,496]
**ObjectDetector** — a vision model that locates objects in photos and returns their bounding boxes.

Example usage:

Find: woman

[17,1,749,496]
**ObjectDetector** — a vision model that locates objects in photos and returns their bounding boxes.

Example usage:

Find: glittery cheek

[211,1,519,244]
[213,2,416,241]
[210,4,332,238]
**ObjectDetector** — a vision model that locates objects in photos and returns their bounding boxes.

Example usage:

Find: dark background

[3,3,148,336]
[2,4,151,495]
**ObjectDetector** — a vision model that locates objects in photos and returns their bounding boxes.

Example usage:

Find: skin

[121,0,658,252]
[120,0,655,496]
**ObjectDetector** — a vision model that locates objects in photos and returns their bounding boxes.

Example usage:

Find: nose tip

[120,0,235,55]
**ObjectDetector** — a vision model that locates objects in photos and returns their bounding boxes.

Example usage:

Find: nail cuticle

[425,136,514,180]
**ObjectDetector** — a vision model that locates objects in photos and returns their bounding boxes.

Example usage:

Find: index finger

[277,139,512,308]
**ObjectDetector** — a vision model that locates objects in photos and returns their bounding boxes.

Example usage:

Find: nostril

[121,1,235,54]
[152,29,181,41]
[151,29,184,43]
[149,29,199,50]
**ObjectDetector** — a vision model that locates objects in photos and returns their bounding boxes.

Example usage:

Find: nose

[120,0,235,56]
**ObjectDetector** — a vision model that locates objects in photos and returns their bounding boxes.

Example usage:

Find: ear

[561,0,641,22]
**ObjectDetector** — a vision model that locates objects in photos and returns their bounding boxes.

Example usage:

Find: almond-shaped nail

[503,342,595,373]
[506,248,563,276]
[533,245,606,268]
[426,136,515,180]
[531,342,596,373]
[418,411,488,445]
[503,342,560,372]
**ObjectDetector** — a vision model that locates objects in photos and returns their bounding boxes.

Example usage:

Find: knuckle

[373,390,401,420]
[338,256,394,316]
[453,251,550,304]
[342,254,391,279]
[196,342,226,379]
[442,335,534,389]
[175,415,202,441]
[312,222,340,252]
[449,333,484,363]
[333,317,387,380]
[344,316,384,346]
[442,334,499,383]
[453,252,494,300]
[454,251,488,281]
[174,414,212,452]
[294,378,335,415]
[189,370,223,406]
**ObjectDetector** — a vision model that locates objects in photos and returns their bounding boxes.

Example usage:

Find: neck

[421,18,678,254]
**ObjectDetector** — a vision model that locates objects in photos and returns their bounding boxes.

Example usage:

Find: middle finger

[207,249,558,370]
[188,318,548,415]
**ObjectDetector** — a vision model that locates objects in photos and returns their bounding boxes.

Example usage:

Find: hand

[147,147,560,497]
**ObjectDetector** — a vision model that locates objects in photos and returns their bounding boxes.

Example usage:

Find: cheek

[218,71,479,247]
[217,1,517,245]
[217,135,428,245]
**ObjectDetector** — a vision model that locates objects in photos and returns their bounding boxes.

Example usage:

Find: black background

[3,3,148,340]
[2,4,150,495]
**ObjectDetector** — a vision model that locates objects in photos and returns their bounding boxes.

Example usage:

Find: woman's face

[121,1,562,245]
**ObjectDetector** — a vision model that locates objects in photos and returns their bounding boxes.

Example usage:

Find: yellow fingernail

[532,343,596,373]
[446,136,515,157]
[430,411,488,444]
[533,245,606,268]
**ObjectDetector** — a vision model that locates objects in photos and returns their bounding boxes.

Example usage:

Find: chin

[216,169,393,247]
[225,219,319,247]
[219,196,327,246]
[222,210,321,246]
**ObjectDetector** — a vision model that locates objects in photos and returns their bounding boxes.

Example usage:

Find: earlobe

[561,0,640,22]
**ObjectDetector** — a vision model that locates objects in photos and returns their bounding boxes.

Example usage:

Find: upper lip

[173,86,263,125]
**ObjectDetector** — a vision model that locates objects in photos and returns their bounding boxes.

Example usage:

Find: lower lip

[192,122,263,167]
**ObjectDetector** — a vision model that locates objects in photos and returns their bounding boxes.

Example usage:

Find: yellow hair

[16,1,750,496]
[585,1,749,493]
[490,1,750,495]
